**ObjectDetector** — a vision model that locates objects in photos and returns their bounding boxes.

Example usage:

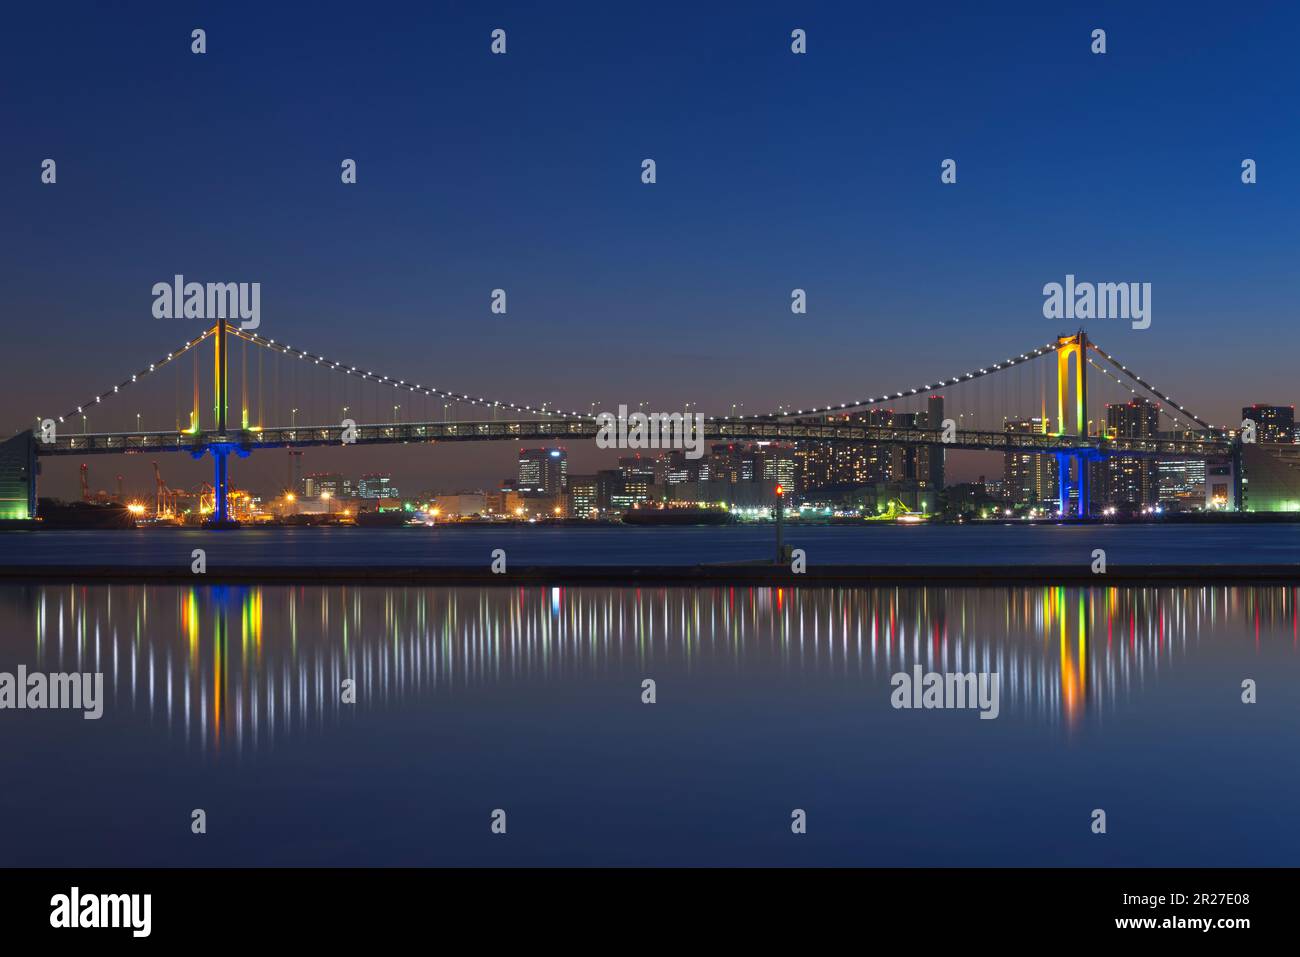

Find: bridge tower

[194,317,245,527]
[1054,330,1092,517]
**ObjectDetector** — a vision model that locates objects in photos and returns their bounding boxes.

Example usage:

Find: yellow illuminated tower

[1054,331,1091,516]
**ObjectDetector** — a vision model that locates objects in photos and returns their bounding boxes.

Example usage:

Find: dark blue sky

[3,1,1298,495]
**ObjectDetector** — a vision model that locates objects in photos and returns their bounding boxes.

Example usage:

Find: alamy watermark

[890,665,1000,719]
[50,887,150,937]
[0,667,103,719]
[596,405,706,459]
[152,274,260,330]
[1042,274,1150,330]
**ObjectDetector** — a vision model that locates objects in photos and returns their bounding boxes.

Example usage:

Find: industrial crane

[152,461,180,520]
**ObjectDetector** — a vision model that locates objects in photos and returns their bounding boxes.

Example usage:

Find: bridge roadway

[32,419,1233,459]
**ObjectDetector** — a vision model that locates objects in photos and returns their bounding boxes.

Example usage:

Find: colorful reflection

[2,583,1296,753]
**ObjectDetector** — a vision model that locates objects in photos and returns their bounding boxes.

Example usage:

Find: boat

[622,507,732,526]
[35,499,137,529]
[353,510,414,528]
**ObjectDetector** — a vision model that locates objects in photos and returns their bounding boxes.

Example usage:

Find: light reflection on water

[3,582,1295,755]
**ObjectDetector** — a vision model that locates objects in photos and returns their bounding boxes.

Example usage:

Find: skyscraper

[566,474,601,518]
[757,443,800,492]
[358,473,397,499]
[517,448,567,494]
[1105,399,1161,508]
[796,409,892,493]
[1242,404,1295,444]
[1004,418,1057,506]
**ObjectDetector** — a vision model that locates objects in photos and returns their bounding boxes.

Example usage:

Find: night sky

[3,2,1297,499]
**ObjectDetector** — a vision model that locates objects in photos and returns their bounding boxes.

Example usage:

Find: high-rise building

[302,472,346,500]
[658,450,711,485]
[708,444,761,485]
[617,455,657,484]
[287,450,304,496]
[358,472,397,499]
[1158,458,1206,501]
[881,403,945,497]
[1105,399,1161,508]
[1003,418,1058,506]
[1242,404,1295,444]
[926,395,946,493]
[757,443,800,492]
[796,409,893,493]
[566,474,601,518]
[518,448,567,494]
[603,468,651,511]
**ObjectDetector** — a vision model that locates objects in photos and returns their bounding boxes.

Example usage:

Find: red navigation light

[775,484,785,497]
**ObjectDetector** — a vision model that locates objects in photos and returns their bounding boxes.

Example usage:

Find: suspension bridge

[1,319,1240,525]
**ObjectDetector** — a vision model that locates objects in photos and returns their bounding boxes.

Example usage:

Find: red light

[775,484,785,497]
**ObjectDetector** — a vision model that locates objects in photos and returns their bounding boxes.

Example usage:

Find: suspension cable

[1087,342,1213,430]
[738,341,1064,421]
[228,327,586,420]
[1085,357,1211,436]
[44,328,215,431]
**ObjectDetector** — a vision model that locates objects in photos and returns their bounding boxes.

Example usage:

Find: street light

[291,408,299,428]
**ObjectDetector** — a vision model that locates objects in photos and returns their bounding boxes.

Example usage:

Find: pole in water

[775,484,785,563]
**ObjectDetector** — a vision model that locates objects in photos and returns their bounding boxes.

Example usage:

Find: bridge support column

[193,441,247,528]
[1076,454,1090,518]
[214,446,230,524]
[1055,452,1070,516]
[1053,452,1093,518]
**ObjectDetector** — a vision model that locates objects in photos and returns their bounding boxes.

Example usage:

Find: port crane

[152,461,181,520]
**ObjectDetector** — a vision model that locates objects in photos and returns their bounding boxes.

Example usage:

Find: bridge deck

[29,420,1232,458]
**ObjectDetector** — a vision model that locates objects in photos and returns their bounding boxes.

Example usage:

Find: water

[1,522,1299,566]
[0,581,1296,866]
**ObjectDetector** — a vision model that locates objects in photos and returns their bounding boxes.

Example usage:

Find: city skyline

[2,0,1296,913]
[8,316,1296,510]
[4,4,1300,500]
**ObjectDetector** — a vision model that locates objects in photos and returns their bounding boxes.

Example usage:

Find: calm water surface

[0,581,1296,866]
[1,523,1299,566]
